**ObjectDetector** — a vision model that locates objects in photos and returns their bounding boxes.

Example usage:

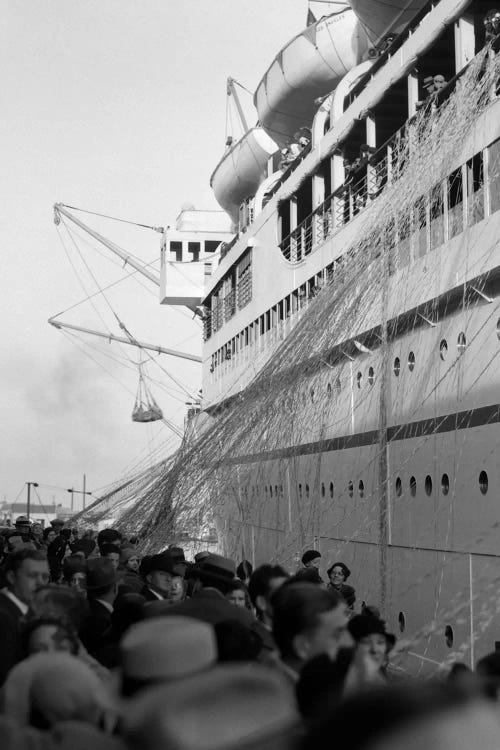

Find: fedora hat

[148,552,185,577]
[123,664,300,750]
[189,553,238,588]
[86,558,117,590]
[120,616,217,683]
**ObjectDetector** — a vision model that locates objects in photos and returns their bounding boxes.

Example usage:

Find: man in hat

[80,558,118,658]
[145,553,255,629]
[141,552,184,602]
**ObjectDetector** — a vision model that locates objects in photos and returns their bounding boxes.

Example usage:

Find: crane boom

[54,203,161,287]
[48,318,202,363]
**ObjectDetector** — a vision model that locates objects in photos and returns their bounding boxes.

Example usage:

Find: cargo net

[79,48,500,673]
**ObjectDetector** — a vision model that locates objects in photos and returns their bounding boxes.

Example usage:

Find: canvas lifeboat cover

[210,127,278,223]
[254,8,370,146]
[348,0,429,46]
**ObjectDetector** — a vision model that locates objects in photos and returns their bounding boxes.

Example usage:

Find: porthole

[279,484,283,497]
[425,475,433,496]
[265,486,268,499]
[305,484,310,499]
[359,480,364,498]
[410,476,417,497]
[348,480,354,498]
[393,357,401,376]
[395,477,402,497]
[327,383,332,398]
[497,317,500,340]
[441,474,450,495]
[445,624,454,648]
[310,388,315,403]
[368,367,374,386]
[398,611,406,633]
[321,482,325,498]
[408,351,415,372]
[275,485,278,498]
[298,483,302,498]
[356,371,362,389]
[457,332,466,352]
[479,470,488,495]
[269,485,273,498]
[329,482,334,499]
[439,339,448,361]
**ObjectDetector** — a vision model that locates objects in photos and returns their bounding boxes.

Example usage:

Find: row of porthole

[396,471,488,497]
[253,471,488,502]
[398,611,454,647]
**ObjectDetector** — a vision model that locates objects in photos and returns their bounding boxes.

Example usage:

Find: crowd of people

[0,517,500,749]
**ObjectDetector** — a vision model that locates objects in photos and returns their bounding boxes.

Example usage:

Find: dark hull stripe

[227,403,500,465]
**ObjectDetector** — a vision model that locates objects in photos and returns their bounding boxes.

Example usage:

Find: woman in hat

[346,614,396,689]
[327,562,356,610]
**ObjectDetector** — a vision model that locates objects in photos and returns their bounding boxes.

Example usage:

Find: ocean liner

[73,0,500,673]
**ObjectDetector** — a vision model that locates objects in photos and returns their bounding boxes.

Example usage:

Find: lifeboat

[254,8,370,146]
[348,0,429,46]
[210,127,278,224]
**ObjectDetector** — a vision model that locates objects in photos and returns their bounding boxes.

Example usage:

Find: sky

[0,0,306,514]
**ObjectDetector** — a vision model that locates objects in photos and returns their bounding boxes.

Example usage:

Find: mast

[54,203,161,287]
[48,318,202,363]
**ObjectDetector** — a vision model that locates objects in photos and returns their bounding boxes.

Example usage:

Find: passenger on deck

[327,562,356,610]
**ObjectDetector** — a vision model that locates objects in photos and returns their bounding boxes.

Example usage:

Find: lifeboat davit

[348,0,429,46]
[210,127,278,224]
[254,8,370,146]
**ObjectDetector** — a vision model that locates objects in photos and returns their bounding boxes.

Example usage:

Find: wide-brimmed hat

[301,550,321,566]
[86,558,117,590]
[120,616,217,684]
[188,553,238,589]
[123,664,301,750]
[148,552,185,577]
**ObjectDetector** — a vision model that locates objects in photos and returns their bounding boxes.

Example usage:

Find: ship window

[398,611,406,633]
[356,372,362,389]
[335,376,342,392]
[394,357,401,376]
[269,486,273,498]
[265,486,268,499]
[488,139,500,214]
[408,351,415,372]
[170,241,183,262]
[188,241,200,262]
[479,471,488,495]
[368,367,374,386]
[321,482,325,498]
[447,167,463,239]
[430,183,445,251]
[410,476,417,497]
[413,196,427,258]
[497,318,500,340]
[457,332,466,352]
[205,240,220,253]
[439,339,448,360]
[329,482,334,499]
[425,475,433,496]
[327,383,332,398]
[444,625,454,648]
[310,388,315,403]
[359,480,364,498]
[305,484,310,499]
[298,484,302,498]
[466,152,484,226]
[441,474,450,495]
[348,481,354,498]
[395,477,402,497]
[275,485,278,499]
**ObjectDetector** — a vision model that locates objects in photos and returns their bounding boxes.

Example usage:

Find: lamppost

[25,482,39,521]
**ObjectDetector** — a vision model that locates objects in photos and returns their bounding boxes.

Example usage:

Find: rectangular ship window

[236,249,252,309]
[170,241,182,262]
[430,183,444,251]
[188,242,200,262]
[466,152,484,226]
[488,139,500,214]
[413,196,427,258]
[447,167,463,238]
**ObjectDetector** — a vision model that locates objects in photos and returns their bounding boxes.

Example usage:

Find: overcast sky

[0,1,306,513]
